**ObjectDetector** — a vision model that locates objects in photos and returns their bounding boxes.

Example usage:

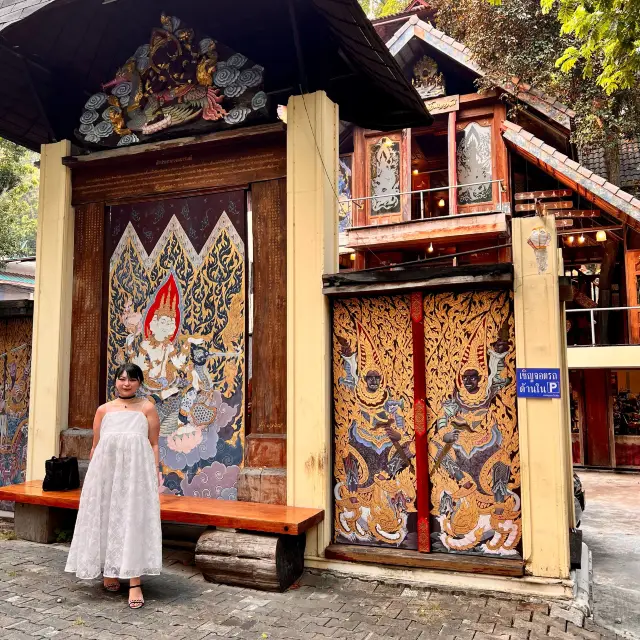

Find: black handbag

[42,456,80,492]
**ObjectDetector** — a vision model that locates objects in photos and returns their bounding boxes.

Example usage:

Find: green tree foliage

[358,0,412,17]
[430,0,640,165]
[543,0,640,95]
[0,140,39,261]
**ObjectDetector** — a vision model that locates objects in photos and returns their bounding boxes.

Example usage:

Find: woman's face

[116,373,141,397]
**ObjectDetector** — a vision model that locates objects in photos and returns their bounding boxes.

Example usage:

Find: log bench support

[0,481,324,591]
[195,529,306,591]
[14,504,76,544]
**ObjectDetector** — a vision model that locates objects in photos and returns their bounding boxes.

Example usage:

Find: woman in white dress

[66,363,162,609]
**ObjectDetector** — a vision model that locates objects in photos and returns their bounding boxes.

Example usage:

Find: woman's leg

[128,577,144,609]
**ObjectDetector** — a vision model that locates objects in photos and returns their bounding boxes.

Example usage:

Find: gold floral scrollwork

[414,398,426,436]
[424,290,521,558]
[418,518,429,551]
[332,295,417,549]
[410,292,423,323]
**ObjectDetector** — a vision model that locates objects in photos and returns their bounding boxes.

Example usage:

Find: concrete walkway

[577,470,640,639]
[0,536,622,640]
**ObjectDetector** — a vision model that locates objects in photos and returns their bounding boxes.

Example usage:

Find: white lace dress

[65,409,162,580]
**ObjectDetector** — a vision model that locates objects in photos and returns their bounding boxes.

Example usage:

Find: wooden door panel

[583,368,612,467]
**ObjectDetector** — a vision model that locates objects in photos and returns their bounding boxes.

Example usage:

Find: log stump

[14,504,76,544]
[195,529,306,591]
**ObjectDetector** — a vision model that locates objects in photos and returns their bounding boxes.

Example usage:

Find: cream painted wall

[568,345,640,369]
[286,91,339,558]
[26,141,74,481]
[513,217,571,579]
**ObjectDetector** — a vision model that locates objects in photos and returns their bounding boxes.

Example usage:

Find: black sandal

[128,585,144,609]
[103,578,120,592]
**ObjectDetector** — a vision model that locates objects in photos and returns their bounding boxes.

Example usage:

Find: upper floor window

[457,120,493,206]
[370,136,401,216]
[338,154,353,233]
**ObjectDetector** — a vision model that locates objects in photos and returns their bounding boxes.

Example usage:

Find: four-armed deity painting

[332,290,520,558]
[333,296,417,549]
[106,192,245,499]
[424,291,521,557]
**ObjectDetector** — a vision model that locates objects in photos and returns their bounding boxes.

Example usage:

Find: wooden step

[325,543,525,577]
[0,481,323,536]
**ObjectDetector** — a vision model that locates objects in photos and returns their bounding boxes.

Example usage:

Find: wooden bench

[0,481,324,591]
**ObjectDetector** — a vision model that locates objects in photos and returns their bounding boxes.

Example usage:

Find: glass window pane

[370,137,401,215]
[457,122,492,205]
[338,155,353,232]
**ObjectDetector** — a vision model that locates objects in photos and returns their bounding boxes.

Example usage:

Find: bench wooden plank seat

[0,481,323,535]
[0,481,325,592]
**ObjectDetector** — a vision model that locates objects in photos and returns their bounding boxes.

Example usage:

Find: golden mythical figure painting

[331,289,521,558]
[424,290,521,557]
[332,296,417,549]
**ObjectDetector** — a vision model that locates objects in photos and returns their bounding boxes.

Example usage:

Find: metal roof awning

[323,263,513,297]
[0,0,431,151]
[502,121,640,233]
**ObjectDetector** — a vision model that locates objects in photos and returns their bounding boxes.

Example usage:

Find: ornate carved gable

[75,14,268,149]
[412,55,446,99]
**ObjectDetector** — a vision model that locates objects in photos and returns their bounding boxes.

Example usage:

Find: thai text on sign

[516,368,561,398]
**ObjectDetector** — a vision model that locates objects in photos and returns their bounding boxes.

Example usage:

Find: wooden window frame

[354,128,412,227]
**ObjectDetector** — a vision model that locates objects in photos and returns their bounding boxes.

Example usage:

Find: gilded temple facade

[0,0,605,597]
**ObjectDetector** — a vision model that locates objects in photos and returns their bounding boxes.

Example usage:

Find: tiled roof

[0,272,35,288]
[579,140,640,189]
[0,0,52,30]
[578,147,607,181]
[502,120,640,231]
[386,16,574,130]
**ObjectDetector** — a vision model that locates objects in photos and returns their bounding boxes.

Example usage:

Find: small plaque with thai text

[424,94,459,115]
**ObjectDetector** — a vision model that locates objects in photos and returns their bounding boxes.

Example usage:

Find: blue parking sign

[516,368,561,398]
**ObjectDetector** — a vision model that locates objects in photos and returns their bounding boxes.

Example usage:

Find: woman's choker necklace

[119,394,137,400]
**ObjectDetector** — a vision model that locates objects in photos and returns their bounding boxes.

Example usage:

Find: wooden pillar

[68,202,104,428]
[624,249,640,344]
[286,91,338,558]
[26,141,74,481]
[583,369,612,466]
[448,111,458,215]
[239,178,287,505]
[512,216,571,579]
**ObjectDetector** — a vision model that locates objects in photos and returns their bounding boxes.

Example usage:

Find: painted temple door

[422,290,521,558]
[105,192,247,499]
[332,288,522,559]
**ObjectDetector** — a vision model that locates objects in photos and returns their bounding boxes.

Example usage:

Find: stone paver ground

[577,471,640,640]
[0,537,622,640]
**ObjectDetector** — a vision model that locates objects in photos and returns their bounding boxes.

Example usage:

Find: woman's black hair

[114,363,144,385]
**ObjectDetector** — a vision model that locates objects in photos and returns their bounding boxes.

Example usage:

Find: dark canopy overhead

[0,0,431,151]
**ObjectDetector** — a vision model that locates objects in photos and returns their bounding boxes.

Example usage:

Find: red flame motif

[144,273,181,342]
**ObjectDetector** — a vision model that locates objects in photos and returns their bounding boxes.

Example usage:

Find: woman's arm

[146,403,161,485]
[89,406,106,461]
